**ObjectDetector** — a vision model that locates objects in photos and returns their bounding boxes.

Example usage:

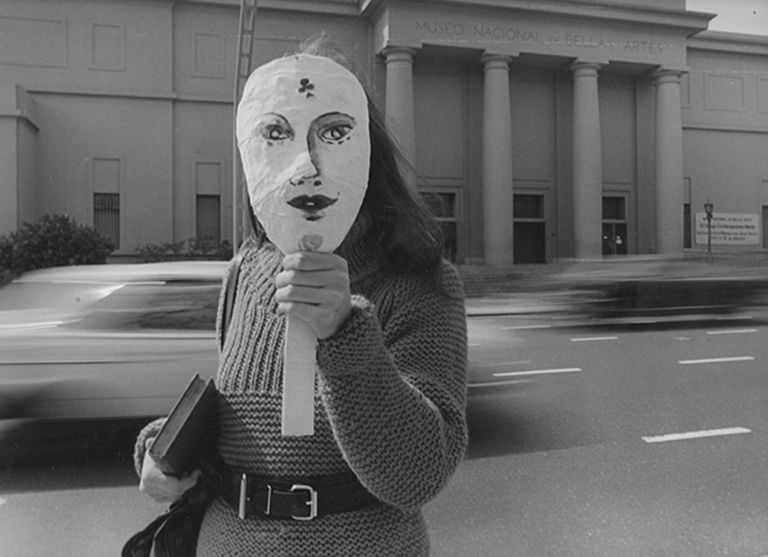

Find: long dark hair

[360,98,444,278]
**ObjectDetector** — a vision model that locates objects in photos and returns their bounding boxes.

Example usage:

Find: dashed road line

[473,360,532,367]
[679,356,755,365]
[493,367,581,378]
[470,379,536,388]
[500,324,553,330]
[570,336,618,342]
[705,328,758,335]
[642,427,751,444]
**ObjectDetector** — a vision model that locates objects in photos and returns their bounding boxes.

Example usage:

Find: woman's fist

[275,251,352,339]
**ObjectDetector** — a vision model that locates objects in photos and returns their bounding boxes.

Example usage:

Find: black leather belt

[222,471,378,521]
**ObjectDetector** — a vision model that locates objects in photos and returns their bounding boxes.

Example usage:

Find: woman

[134,47,468,556]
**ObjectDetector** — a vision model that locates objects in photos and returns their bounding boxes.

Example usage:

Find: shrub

[135,237,233,262]
[0,214,116,276]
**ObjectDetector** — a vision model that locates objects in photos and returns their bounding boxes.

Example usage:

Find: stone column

[481,54,515,266]
[571,62,603,259]
[383,46,417,166]
[654,69,685,254]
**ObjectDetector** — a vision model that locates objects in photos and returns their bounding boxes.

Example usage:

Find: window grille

[94,193,120,248]
[196,194,221,246]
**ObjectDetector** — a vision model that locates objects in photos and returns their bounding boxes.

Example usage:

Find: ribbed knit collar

[245,210,382,288]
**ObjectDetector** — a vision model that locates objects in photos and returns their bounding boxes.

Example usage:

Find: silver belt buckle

[290,483,318,520]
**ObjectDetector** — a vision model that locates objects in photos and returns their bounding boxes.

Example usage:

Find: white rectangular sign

[695,212,760,245]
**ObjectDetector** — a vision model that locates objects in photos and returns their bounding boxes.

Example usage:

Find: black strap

[220,253,242,350]
[221,471,378,520]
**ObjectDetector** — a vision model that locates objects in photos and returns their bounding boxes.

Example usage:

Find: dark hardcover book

[149,374,216,476]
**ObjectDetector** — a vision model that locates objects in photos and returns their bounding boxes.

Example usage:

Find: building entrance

[513,194,546,263]
[514,222,546,263]
[602,222,627,255]
[602,196,628,255]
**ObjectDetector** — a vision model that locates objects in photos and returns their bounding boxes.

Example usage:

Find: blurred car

[551,255,768,323]
[0,261,227,422]
[0,261,515,428]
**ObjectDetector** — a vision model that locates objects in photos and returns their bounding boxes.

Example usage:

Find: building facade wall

[683,33,768,252]
[2,0,766,262]
[0,84,39,236]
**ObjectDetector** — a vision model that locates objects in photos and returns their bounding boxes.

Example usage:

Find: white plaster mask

[236,54,370,254]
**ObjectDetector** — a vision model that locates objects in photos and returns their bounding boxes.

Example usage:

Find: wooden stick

[281,315,317,436]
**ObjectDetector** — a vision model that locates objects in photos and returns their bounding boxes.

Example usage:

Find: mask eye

[318,123,353,143]
[313,112,356,145]
[255,113,293,143]
[262,123,292,141]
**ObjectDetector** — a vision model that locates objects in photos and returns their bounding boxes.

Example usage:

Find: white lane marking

[715,315,753,320]
[570,336,618,342]
[705,328,758,335]
[474,360,532,368]
[493,367,581,377]
[0,496,6,507]
[679,356,755,365]
[500,325,553,330]
[642,427,751,443]
[470,379,535,388]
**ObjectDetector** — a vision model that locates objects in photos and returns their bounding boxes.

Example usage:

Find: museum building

[2,0,768,265]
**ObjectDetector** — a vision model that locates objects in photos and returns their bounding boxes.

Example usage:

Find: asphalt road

[427,310,768,556]
[1,310,767,556]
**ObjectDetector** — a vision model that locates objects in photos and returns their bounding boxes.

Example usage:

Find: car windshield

[69,280,220,331]
[0,281,118,312]
[0,279,220,331]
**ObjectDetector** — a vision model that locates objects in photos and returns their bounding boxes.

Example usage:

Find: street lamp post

[704,199,714,263]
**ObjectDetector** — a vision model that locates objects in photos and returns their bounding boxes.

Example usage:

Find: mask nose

[288,151,322,187]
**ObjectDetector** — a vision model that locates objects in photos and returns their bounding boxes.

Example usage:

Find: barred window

[196,194,221,245]
[94,193,120,248]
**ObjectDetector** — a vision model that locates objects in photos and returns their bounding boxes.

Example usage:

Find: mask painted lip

[286,195,338,218]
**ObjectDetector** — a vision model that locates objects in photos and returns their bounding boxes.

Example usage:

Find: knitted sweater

[135,232,468,556]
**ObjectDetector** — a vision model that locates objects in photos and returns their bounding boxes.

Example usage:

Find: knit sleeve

[132,417,166,476]
[316,261,468,511]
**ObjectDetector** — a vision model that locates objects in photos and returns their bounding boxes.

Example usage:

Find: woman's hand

[275,251,352,340]
[139,438,201,504]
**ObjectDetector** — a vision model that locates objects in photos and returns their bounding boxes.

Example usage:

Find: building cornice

[688,31,768,57]
[0,85,39,131]
[371,0,714,35]
[176,0,363,16]
[175,0,716,34]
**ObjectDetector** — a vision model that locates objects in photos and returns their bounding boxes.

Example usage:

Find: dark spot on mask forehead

[298,78,315,98]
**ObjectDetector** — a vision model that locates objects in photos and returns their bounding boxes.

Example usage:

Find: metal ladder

[232,0,258,249]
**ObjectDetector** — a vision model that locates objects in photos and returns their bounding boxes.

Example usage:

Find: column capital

[381,45,418,63]
[652,68,686,83]
[480,53,514,70]
[570,60,602,76]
